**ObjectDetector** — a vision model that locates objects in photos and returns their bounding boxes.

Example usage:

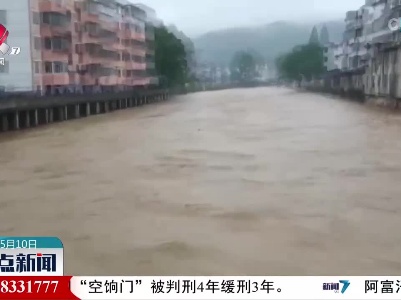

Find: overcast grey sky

[138,0,366,37]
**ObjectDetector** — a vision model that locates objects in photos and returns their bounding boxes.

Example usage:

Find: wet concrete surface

[0,87,401,275]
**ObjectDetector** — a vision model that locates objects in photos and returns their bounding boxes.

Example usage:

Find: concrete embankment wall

[0,89,169,133]
[300,75,365,103]
[303,46,401,110]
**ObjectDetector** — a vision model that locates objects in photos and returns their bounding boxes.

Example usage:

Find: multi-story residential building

[322,0,401,99]
[324,0,401,72]
[134,3,159,86]
[0,0,158,94]
[134,3,162,27]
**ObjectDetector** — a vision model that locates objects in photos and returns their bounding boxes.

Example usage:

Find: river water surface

[1,87,401,275]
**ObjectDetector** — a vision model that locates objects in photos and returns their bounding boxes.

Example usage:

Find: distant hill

[193,20,345,66]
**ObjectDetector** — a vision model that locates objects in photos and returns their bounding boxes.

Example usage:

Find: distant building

[323,0,400,73]
[256,64,277,81]
[321,0,401,98]
[323,42,344,71]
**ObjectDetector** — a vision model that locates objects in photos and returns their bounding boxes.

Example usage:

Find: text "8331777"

[0,280,58,294]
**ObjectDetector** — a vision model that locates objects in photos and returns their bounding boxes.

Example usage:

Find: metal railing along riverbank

[0,89,169,132]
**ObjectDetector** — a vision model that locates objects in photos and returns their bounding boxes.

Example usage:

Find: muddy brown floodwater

[0,87,401,275]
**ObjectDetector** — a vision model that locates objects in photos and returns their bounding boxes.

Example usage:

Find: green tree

[309,26,320,45]
[276,43,324,84]
[319,25,330,45]
[229,51,258,83]
[154,26,188,88]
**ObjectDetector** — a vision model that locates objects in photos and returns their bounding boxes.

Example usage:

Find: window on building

[44,62,53,73]
[123,53,130,61]
[54,62,66,73]
[44,38,52,50]
[34,61,41,73]
[34,37,41,50]
[52,38,63,50]
[51,15,63,26]
[356,29,362,38]
[42,12,50,24]
[32,12,40,25]
[0,10,7,25]
[0,60,9,73]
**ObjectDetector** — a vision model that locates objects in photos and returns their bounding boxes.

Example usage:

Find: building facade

[134,3,159,86]
[322,0,401,100]
[0,0,158,95]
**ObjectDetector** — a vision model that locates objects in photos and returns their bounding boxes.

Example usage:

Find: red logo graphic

[0,24,10,54]
[0,24,9,45]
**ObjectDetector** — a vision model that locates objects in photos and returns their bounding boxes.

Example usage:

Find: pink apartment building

[0,0,157,94]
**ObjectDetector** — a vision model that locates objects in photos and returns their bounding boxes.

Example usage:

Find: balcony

[101,20,118,33]
[372,0,388,5]
[115,60,128,68]
[131,48,146,57]
[39,0,69,14]
[120,78,133,86]
[101,43,119,52]
[114,43,126,51]
[81,33,102,45]
[80,54,107,65]
[124,61,135,69]
[99,75,119,86]
[81,13,101,24]
[100,37,122,51]
[102,60,119,69]
[133,78,150,86]
[126,62,146,70]
[120,29,145,41]
[80,74,97,85]
[42,74,71,86]
[42,49,70,61]
[40,24,71,37]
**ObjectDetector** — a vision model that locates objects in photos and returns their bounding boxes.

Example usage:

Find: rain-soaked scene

[1,0,401,281]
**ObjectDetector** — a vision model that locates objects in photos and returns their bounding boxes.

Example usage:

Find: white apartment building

[323,0,400,73]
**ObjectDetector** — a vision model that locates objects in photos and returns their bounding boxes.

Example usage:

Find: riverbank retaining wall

[303,44,401,109]
[0,89,169,132]
[301,71,365,103]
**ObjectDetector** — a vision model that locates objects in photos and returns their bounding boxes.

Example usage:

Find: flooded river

[0,87,401,275]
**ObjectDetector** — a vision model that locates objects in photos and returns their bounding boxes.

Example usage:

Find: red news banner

[0,276,401,299]
[0,276,77,299]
